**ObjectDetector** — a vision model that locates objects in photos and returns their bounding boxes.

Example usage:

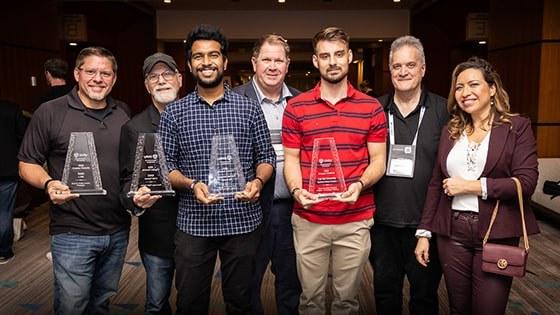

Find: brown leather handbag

[481,177,529,277]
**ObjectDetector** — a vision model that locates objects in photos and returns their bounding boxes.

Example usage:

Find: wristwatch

[189,179,199,190]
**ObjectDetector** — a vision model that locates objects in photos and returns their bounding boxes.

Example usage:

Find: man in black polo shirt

[370,36,447,315]
[119,52,181,314]
[18,47,130,315]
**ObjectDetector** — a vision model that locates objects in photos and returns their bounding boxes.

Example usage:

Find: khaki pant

[292,214,373,315]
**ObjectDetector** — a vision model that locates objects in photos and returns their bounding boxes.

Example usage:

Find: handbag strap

[482,177,529,251]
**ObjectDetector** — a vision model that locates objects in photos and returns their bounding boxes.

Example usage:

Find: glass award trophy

[308,137,346,199]
[127,133,175,197]
[207,134,246,199]
[61,132,107,195]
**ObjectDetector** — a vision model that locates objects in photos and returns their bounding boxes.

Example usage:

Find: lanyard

[388,106,426,146]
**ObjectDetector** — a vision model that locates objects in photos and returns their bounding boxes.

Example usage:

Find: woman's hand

[415,237,431,267]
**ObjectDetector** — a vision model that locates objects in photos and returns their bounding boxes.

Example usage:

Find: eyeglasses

[146,71,177,83]
[78,67,115,79]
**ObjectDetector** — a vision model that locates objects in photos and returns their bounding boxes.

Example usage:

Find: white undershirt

[446,130,491,212]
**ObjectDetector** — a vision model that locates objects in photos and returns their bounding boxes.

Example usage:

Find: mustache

[327,66,341,71]
[196,65,218,71]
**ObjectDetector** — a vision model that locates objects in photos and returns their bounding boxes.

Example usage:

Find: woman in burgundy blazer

[414,57,539,315]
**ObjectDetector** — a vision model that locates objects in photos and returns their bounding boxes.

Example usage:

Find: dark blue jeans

[371,225,442,315]
[0,179,18,258]
[251,199,301,315]
[51,229,129,315]
[141,252,175,315]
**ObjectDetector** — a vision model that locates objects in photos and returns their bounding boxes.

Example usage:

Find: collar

[67,86,117,111]
[311,81,358,103]
[251,79,292,104]
[147,104,161,128]
[387,88,429,117]
[194,82,230,106]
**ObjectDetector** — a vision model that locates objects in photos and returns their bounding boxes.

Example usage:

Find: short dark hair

[184,24,229,60]
[312,27,349,52]
[44,58,69,79]
[75,46,118,72]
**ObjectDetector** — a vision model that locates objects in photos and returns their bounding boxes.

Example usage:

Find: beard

[80,86,111,102]
[193,66,224,88]
[321,66,347,84]
[153,88,178,104]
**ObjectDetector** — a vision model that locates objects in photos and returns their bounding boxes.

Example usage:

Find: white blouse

[446,130,491,212]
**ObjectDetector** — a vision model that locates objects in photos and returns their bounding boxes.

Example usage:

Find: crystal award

[308,137,346,199]
[127,133,175,197]
[61,132,107,195]
[207,134,246,199]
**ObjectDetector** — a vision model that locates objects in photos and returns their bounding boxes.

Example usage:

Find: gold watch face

[497,258,508,270]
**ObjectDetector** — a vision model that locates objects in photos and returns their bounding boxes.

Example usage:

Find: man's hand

[337,182,363,204]
[132,186,161,209]
[293,188,321,209]
[45,180,79,205]
[193,182,224,204]
[235,179,262,202]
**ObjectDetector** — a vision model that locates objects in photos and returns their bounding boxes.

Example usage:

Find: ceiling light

[69,42,78,46]
[478,40,487,45]
[163,0,171,3]
[278,0,286,3]
[378,39,383,42]
[393,0,401,2]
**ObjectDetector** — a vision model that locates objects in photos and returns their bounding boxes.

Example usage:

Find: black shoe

[0,254,14,265]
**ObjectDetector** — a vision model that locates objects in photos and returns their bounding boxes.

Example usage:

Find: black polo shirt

[374,90,449,228]
[18,87,131,235]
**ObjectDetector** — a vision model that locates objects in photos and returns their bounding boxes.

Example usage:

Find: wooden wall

[489,0,560,157]
[0,0,62,112]
[410,0,488,98]
[62,1,157,115]
[0,1,157,115]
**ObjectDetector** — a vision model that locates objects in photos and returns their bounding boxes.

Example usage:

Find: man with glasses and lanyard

[369,35,448,315]
[119,53,182,315]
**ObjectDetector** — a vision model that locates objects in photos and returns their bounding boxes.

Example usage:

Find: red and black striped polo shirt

[282,82,387,224]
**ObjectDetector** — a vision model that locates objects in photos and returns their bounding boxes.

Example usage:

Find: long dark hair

[447,57,517,140]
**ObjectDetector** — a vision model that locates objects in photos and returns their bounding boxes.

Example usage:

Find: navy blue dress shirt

[159,86,275,237]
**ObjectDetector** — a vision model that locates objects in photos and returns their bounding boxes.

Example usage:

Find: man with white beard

[119,53,182,315]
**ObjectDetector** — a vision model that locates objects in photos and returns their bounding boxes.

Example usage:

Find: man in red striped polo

[282,27,387,314]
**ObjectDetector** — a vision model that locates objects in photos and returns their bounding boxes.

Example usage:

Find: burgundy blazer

[418,116,540,240]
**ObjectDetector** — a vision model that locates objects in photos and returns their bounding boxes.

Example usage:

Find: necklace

[466,140,482,172]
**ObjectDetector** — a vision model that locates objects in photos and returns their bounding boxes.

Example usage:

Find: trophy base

[71,189,107,196]
[207,193,226,201]
[316,192,342,200]
[127,190,176,197]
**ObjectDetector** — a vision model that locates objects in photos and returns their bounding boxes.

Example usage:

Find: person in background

[119,52,182,315]
[0,100,27,265]
[35,58,73,111]
[18,46,131,315]
[282,26,387,314]
[370,35,446,315]
[233,33,301,315]
[159,24,275,314]
[415,56,540,315]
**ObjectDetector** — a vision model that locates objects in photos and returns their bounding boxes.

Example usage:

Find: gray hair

[389,35,425,66]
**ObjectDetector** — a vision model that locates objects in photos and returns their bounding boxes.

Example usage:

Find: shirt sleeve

[17,105,53,165]
[159,108,179,172]
[281,99,302,149]
[367,102,388,143]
